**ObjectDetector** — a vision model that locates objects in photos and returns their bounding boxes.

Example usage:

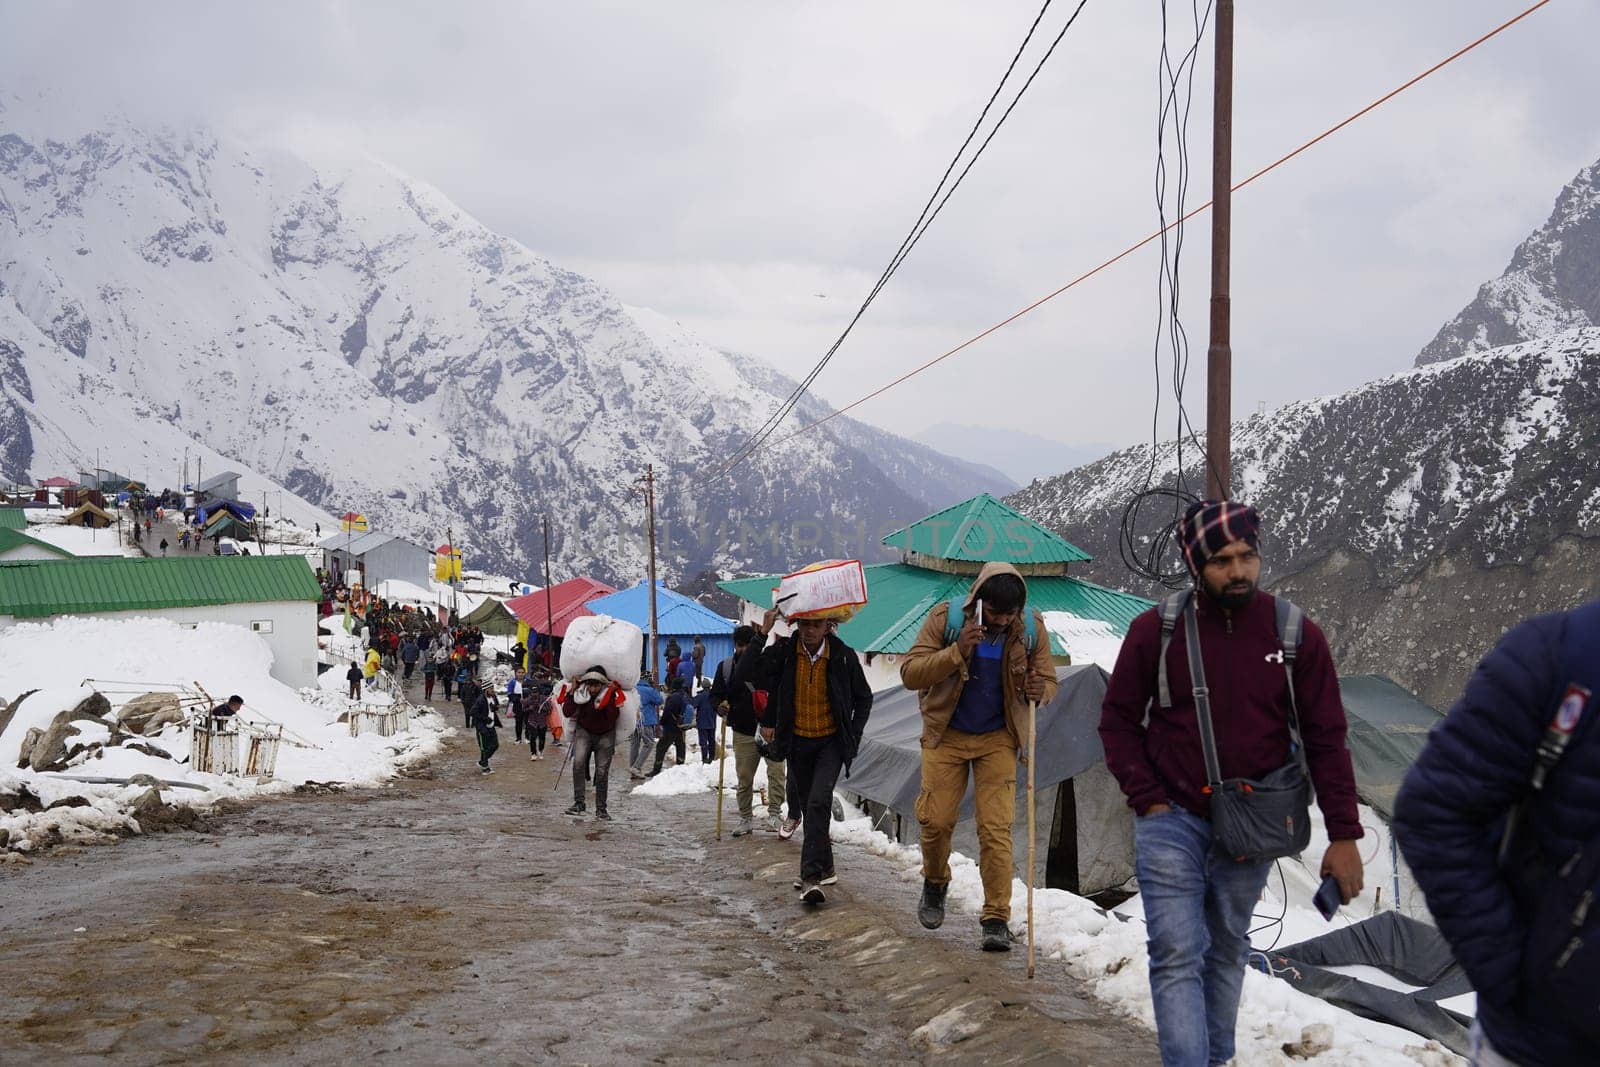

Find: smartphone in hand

[1313,874,1342,921]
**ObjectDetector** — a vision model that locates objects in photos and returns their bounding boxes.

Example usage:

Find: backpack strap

[1156,591,1190,709]
[945,594,1043,655]
[1271,595,1310,776]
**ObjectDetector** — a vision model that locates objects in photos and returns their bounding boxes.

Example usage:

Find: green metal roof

[880,493,1092,565]
[0,555,321,619]
[0,508,25,531]
[0,528,73,559]
[718,562,1151,656]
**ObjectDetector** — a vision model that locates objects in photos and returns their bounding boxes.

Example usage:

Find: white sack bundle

[559,615,644,690]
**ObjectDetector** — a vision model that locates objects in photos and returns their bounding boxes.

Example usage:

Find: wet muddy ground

[0,702,1157,1065]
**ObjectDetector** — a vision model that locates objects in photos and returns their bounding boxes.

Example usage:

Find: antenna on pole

[1205,0,1235,501]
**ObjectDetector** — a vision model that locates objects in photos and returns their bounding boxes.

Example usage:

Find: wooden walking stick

[715,714,730,840]
[1027,697,1038,979]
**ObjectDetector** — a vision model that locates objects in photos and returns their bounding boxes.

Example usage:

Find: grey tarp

[1256,911,1472,1054]
[1340,675,1444,821]
[843,665,1136,897]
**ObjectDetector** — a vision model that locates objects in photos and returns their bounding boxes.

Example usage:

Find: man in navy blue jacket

[1395,599,1600,1067]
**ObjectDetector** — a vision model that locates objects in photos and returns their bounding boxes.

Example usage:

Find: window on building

[251,620,274,634]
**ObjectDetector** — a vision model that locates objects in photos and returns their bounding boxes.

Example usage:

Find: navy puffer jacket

[1393,600,1600,1067]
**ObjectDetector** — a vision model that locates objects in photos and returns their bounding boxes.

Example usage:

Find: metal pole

[1026,698,1038,979]
[543,515,555,670]
[645,464,660,680]
[1206,0,1235,501]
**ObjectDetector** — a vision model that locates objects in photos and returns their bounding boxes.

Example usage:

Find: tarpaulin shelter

[202,511,252,542]
[64,501,113,528]
[1256,912,1472,1054]
[194,499,257,525]
[587,580,736,683]
[459,596,521,637]
[1338,674,1445,820]
[843,664,1135,898]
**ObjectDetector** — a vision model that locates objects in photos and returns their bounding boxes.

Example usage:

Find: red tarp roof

[39,477,78,487]
[505,577,616,638]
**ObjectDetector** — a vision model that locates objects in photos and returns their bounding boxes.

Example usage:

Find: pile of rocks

[2,690,184,774]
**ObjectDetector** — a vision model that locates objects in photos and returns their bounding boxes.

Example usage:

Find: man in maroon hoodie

[1100,500,1363,1067]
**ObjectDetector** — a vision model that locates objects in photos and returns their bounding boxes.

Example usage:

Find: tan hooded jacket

[899,561,1060,750]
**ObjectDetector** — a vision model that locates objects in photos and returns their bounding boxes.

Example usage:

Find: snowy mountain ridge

[1416,154,1600,365]
[0,101,1007,581]
[1011,327,1600,708]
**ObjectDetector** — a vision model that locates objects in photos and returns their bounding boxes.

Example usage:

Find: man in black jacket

[736,609,872,904]
[711,625,790,838]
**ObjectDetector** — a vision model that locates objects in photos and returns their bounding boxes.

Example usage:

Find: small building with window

[0,555,321,687]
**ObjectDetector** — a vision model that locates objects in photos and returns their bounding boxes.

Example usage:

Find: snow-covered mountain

[1416,155,1600,366]
[0,100,1007,581]
[1010,328,1600,708]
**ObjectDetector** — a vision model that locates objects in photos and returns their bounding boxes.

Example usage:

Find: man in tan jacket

[900,562,1057,951]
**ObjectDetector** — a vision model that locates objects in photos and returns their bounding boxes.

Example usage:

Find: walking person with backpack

[469,685,501,774]
[399,635,420,685]
[737,609,872,904]
[693,676,717,764]
[506,667,530,743]
[1099,500,1363,1067]
[629,673,663,779]
[900,562,1057,952]
[711,626,790,837]
[1393,598,1600,1067]
[650,676,689,776]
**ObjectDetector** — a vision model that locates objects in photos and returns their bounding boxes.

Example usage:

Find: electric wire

[714,0,1553,479]
[700,0,1093,486]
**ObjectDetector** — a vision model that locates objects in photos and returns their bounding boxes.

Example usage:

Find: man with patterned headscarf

[1099,500,1364,1067]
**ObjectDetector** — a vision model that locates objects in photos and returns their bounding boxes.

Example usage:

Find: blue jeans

[1134,808,1272,1067]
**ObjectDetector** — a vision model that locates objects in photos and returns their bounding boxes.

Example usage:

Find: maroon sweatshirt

[1098,589,1363,841]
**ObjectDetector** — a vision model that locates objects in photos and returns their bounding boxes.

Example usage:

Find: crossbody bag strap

[1183,600,1226,790]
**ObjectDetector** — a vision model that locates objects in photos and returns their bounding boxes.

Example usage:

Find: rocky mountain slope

[1416,155,1600,366]
[0,99,1007,582]
[1011,328,1600,709]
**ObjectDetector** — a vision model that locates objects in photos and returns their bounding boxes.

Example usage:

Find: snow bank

[0,617,449,855]
[631,752,770,799]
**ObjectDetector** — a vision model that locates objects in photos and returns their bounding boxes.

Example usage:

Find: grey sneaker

[730,817,754,838]
[763,815,782,833]
[778,816,800,840]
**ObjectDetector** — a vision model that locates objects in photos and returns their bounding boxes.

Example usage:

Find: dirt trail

[0,706,1157,1065]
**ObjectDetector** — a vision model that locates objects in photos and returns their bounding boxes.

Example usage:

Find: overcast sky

[5,0,1597,454]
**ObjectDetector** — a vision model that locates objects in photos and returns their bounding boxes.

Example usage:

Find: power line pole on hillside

[1206,0,1235,500]
[542,515,555,669]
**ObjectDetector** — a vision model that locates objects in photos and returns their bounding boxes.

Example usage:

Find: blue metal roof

[587,580,735,636]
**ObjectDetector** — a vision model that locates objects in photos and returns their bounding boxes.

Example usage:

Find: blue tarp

[195,499,257,525]
[587,580,735,684]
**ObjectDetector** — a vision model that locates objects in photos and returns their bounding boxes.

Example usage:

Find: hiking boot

[595,808,612,822]
[730,817,754,838]
[800,883,826,905]
[778,816,800,840]
[762,815,782,833]
[564,801,586,816]
[919,880,948,930]
[981,919,1012,952]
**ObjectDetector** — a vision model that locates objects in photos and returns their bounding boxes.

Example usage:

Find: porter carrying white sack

[560,615,644,690]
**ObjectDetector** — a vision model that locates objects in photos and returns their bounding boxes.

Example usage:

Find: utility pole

[447,524,458,625]
[644,464,660,680]
[1206,0,1235,501]
[542,515,555,668]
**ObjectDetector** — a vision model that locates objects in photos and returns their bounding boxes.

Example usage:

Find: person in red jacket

[562,667,625,821]
[1099,499,1363,1067]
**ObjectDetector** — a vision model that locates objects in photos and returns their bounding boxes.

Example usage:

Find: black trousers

[787,734,843,882]
[652,728,686,773]
[528,725,547,754]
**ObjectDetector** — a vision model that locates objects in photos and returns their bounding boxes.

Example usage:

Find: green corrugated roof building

[0,555,321,619]
[881,493,1093,570]
[718,494,1152,658]
[0,508,26,531]
[0,528,74,560]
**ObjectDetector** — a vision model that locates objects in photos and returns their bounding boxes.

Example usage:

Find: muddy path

[0,711,1157,1065]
